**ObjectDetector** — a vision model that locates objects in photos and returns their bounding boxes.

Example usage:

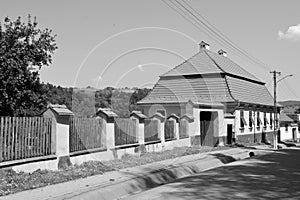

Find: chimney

[199,41,210,50]
[218,49,227,57]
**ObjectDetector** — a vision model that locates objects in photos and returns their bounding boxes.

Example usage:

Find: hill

[43,84,151,117]
[278,100,300,114]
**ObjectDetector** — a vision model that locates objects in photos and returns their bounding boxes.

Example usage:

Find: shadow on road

[209,153,236,164]
[159,148,300,199]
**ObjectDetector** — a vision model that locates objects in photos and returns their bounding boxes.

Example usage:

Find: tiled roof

[280,113,294,122]
[130,110,147,119]
[161,49,261,83]
[138,75,234,104]
[97,108,118,117]
[138,48,273,107]
[161,50,222,77]
[225,76,274,106]
[286,114,299,122]
[48,104,73,116]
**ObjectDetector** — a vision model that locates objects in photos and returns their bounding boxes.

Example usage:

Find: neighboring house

[279,113,299,142]
[138,41,279,146]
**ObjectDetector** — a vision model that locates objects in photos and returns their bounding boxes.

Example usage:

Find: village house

[279,113,299,142]
[138,41,278,146]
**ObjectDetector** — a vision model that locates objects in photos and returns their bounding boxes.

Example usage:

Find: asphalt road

[123,147,300,200]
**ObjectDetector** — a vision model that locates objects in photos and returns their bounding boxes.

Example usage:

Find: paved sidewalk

[0,146,274,200]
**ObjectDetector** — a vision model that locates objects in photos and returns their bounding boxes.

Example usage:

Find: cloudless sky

[1,0,300,101]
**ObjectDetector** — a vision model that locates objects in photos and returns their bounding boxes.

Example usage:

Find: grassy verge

[0,145,231,196]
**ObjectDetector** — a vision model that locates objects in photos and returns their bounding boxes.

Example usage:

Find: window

[285,124,288,132]
[256,111,262,128]
[263,112,269,128]
[240,110,247,131]
[270,113,273,128]
[249,111,253,128]
[249,111,254,131]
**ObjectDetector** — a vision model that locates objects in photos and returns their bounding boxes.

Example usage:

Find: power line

[161,0,271,71]
[174,0,270,71]
[163,0,251,62]
[180,0,270,71]
[162,0,237,53]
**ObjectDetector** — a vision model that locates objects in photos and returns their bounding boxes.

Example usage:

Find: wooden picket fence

[165,120,176,140]
[114,118,138,146]
[0,117,53,162]
[69,117,106,153]
[179,119,189,138]
[144,119,160,142]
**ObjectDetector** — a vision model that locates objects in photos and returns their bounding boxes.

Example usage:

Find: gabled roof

[48,104,73,116]
[161,49,261,83]
[96,108,118,118]
[130,110,147,119]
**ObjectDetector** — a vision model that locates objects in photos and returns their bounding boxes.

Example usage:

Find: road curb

[1,147,274,200]
[59,148,272,200]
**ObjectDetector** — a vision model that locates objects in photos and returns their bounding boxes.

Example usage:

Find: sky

[1,0,300,101]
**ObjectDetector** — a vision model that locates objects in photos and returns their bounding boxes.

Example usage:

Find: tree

[0,15,57,116]
[129,88,151,111]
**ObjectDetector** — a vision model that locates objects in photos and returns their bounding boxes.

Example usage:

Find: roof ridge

[160,50,203,77]
[206,50,262,83]
[203,50,226,74]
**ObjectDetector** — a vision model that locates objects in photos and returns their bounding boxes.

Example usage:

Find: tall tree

[0,15,57,116]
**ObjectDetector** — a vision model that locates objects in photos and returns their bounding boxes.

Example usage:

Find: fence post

[150,113,166,148]
[130,111,146,148]
[95,108,118,154]
[42,105,73,169]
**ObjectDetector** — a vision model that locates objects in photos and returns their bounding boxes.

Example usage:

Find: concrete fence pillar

[95,108,118,152]
[42,104,73,170]
[159,120,165,147]
[138,123,145,145]
[130,110,146,147]
[175,122,179,140]
[106,120,115,150]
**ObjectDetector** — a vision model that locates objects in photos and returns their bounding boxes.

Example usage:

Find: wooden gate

[200,111,217,147]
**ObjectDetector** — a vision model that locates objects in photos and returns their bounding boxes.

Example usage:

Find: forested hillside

[43,83,151,117]
[279,100,300,114]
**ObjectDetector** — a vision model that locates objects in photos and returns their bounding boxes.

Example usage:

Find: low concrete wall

[11,156,57,173]
[236,131,274,144]
[70,149,113,165]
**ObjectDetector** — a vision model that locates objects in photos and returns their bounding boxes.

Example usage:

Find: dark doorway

[227,124,233,144]
[200,111,218,147]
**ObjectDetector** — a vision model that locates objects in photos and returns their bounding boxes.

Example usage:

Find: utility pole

[270,70,281,150]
